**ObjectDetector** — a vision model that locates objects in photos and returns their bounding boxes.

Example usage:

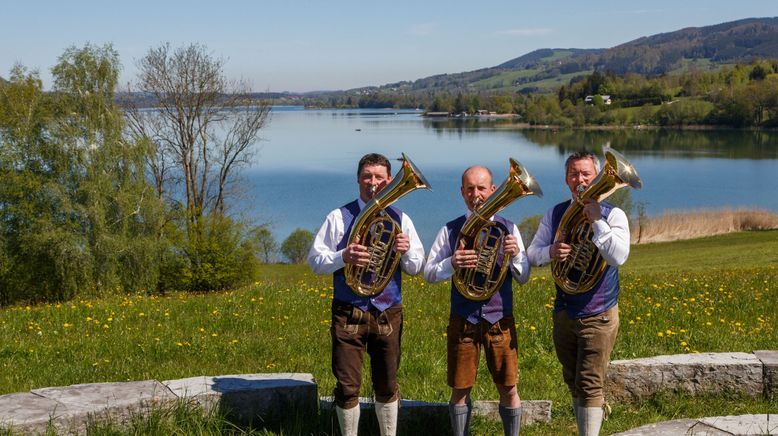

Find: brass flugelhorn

[453,159,543,301]
[551,147,642,294]
[345,153,431,296]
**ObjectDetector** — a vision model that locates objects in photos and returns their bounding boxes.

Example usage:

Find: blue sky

[2,0,776,92]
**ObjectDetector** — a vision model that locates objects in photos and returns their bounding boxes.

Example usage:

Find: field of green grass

[1,230,776,434]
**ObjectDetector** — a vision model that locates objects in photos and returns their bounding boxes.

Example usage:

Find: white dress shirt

[527,199,630,267]
[423,210,531,285]
[307,198,425,275]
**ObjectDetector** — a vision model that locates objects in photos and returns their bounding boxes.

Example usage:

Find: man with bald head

[424,165,531,436]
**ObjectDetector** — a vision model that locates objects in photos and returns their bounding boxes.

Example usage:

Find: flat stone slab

[163,373,318,427]
[607,352,763,402]
[32,380,176,413]
[613,414,777,435]
[611,418,703,435]
[319,397,552,425]
[0,374,317,433]
[0,392,78,433]
[0,381,177,433]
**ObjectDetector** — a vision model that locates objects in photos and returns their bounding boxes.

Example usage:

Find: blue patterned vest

[446,214,515,325]
[333,200,403,312]
[550,200,620,319]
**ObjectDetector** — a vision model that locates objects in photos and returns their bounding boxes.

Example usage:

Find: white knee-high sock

[579,406,603,436]
[375,400,398,436]
[336,405,360,436]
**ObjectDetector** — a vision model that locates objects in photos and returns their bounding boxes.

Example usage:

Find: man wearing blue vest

[527,151,630,436]
[424,165,530,436]
[307,153,425,436]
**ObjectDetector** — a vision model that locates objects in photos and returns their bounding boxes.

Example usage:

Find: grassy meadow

[1,230,777,434]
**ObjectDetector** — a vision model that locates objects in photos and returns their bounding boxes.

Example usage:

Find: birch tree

[125,43,270,226]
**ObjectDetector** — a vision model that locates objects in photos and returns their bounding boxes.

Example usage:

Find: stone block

[28,380,177,433]
[610,418,700,435]
[0,392,78,433]
[606,352,763,402]
[614,415,777,436]
[755,350,778,399]
[698,414,776,435]
[163,373,317,429]
[472,400,552,425]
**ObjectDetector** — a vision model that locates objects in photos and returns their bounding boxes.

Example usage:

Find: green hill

[335,17,778,97]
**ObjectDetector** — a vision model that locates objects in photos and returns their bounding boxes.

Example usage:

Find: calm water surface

[245,107,778,248]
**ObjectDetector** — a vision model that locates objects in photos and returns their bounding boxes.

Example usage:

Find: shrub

[281,229,314,264]
[163,214,259,292]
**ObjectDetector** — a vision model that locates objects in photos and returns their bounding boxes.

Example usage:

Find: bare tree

[125,43,270,229]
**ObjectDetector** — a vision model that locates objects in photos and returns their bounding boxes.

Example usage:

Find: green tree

[51,44,164,295]
[251,225,278,263]
[281,229,314,264]
[125,43,271,292]
[0,45,162,303]
[126,43,271,221]
[453,92,467,114]
[183,214,258,291]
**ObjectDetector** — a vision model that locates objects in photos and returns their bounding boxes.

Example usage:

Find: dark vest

[550,200,620,319]
[332,200,403,312]
[446,214,515,325]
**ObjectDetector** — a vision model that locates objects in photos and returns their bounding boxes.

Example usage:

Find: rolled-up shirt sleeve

[307,209,346,274]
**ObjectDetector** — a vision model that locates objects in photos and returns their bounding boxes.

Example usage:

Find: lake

[243,107,778,249]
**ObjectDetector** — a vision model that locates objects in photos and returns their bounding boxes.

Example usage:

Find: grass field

[1,230,776,434]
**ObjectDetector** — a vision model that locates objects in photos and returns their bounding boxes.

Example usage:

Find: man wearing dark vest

[527,150,630,436]
[307,153,425,436]
[424,165,530,436]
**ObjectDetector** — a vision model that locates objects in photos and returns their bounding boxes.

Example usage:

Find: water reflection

[246,108,778,246]
[520,129,778,159]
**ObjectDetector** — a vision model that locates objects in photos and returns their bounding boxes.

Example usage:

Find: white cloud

[496,28,553,37]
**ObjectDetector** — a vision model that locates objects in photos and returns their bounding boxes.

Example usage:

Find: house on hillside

[476,109,497,116]
[584,95,612,105]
